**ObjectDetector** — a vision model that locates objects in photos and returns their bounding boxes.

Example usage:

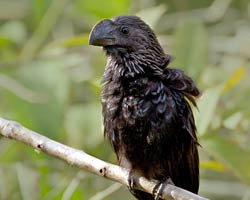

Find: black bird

[89,15,200,200]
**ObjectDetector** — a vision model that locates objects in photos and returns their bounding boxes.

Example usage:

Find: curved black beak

[89,19,116,46]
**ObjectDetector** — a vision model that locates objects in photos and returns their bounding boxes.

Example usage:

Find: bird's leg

[128,170,136,193]
[153,177,174,200]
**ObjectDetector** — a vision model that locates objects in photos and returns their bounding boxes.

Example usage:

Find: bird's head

[89,16,164,57]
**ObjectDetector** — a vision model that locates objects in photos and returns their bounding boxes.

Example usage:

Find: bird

[89,15,200,200]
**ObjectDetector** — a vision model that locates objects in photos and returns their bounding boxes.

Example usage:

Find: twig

[0,118,209,200]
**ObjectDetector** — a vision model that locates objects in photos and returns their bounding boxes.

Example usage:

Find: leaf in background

[200,161,226,172]
[2,60,70,138]
[0,164,20,199]
[203,134,250,184]
[223,112,243,130]
[136,4,167,29]
[65,103,103,149]
[0,20,27,45]
[20,0,70,62]
[76,0,130,18]
[57,34,90,47]
[222,66,246,93]
[31,0,51,26]
[88,79,101,97]
[172,20,208,79]
[0,74,48,104]
[0,36,12,47]
[16,163,40,200]
[194,86,222,136]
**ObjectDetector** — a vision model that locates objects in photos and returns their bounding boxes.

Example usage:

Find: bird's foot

[153,178,174,200]
[128,170,137,194]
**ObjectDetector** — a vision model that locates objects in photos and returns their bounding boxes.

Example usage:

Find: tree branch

[0,118,208,200]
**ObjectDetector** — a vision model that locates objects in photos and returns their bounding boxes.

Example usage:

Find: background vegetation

[0,0,250,199]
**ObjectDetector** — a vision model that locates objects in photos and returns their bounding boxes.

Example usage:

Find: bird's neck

[102,51,171,83]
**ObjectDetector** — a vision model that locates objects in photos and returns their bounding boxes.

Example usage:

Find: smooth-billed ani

[89,15,200,200]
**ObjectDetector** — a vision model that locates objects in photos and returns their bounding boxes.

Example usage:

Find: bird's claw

[153,178,174,200]
[153,182,164,200]
[128,170,136,194]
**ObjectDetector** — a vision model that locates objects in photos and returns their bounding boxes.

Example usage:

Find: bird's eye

[120,26,129,35]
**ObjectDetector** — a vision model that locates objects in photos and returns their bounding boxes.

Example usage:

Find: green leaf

[16,163,40,200]
[136,4,167,28]
[222,66,246,93]
[2,60,70,138]
[194,86,222,136]
[65,103,103,149]
[0,21,27,45]
[202,134,250,184]
[56,34,90,47]
[200,161,226,171]
[0,36,12,47]
[75,0,130,18]
[172,20,208,79]
[0,164,20,199]
[88,79,101,97]
[223,112,243,130]
[62,35,89,47]
[31,0,51,25]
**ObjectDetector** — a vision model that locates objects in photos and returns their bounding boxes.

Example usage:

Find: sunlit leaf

[200,161,226,171]
[222,66,246,93]
[203,134,250,184]
[172,20,208,79]
[0,36,12,47]
[194,86,222,136]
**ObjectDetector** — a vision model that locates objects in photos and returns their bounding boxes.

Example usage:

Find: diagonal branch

[0,118,209,200]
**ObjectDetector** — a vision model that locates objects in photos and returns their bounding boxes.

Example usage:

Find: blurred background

[0,0,250,199]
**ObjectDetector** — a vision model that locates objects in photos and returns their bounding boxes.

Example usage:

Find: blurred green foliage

[0,0,250,199]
